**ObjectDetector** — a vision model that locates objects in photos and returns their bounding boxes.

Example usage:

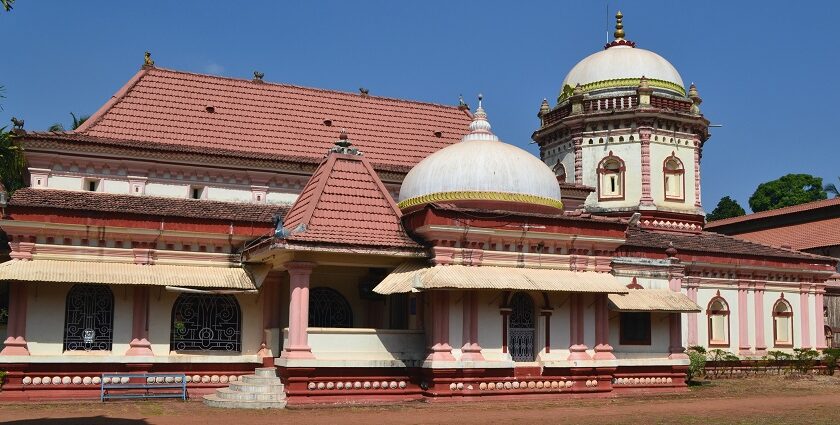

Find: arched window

[663,153,685,201]
[706,296,730,347]
[171,294,241,352]
[598,152,625,200]
[552,160,567,182]
[309,287,353,328]
[773,297,794,347]
[64,285,114,352]
[508,292,536,362]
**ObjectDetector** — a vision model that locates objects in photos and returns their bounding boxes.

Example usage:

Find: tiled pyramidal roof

[280,136,422,250]
[75,67,472,171]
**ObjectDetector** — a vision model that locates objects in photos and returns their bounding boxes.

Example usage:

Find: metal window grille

[309,287,353,328]
[508,292,536,362]
[63,285,114,352]
[170,294,241,351]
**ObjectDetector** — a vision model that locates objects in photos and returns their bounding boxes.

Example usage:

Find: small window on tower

[190,186,205,200]
[598,153,624,200]
[84,178,100,192]
[663,154,685,201]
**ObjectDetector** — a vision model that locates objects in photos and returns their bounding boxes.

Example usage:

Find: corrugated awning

[0,259,258,290]
[374,263,628,294]
[608,289,701,312]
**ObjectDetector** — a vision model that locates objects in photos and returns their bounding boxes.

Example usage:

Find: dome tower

[533,11,711,233]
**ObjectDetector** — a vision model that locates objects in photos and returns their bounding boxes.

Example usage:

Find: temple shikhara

[0,13,836,406]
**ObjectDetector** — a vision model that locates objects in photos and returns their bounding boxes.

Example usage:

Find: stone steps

[203,367,286,409]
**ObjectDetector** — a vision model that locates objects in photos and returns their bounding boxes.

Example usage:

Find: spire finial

[478,93,483,109]
[614,11,625,40]
[330,128,361,155]
[462,93,498,142]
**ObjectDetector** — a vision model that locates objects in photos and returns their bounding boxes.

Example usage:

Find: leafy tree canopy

[706,196,746,222]
[749,174,827,213]
[0,127,25,195]
[2,0,13,12]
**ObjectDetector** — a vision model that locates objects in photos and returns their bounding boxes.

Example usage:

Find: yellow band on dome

[559,77,685,102]
[398,191,564,210]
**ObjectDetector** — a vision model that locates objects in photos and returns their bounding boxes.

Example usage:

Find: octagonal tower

[533,11,710,233]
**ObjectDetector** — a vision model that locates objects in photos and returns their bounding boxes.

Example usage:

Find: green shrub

[767,350,792,374]
[822,348,840,376]
[687,347,707,382]
[792,348,819,374]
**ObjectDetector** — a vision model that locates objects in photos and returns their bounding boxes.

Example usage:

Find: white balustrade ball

[201,376,210,384]
[487,382,495,390]
[165,376,175,384]
[381,381,388,389]
[32,377,42,385]
[308,382,316,390]
[527,381,536,389]
[449,383,457,391]
[363,381,371,389]
[317,382,325,390]
[389,381,397,389]
[336,382,345,390]
[83,376,92,385]
[512,381,520,389]
[210,375,220,383]
[565,381,573,388]
[551,381,559,389]
[72,376,82,385]
[536,381,543,389]
[229,375,238,382]
[60,376,71,385]
[479,382,487,390]
[220,375,228,383]
[455,382,462,390]
[326,382,334,390]
[372,381,380,389]
[345,382,352,390]
[192,375,201,383]
[121,377,130,384]
[52,377,62,385]
[92,377,102,385]
[146,377,155,384]
[354,382,362,389]
[22,377,32,385]
[175,376,184,383]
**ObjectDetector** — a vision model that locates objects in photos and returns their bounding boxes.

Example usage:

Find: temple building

[0,12,836,406]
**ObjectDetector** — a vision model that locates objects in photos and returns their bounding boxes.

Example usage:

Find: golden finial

[614,11,625,40]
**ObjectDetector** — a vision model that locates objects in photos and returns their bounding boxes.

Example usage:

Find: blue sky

[1,1,837,212]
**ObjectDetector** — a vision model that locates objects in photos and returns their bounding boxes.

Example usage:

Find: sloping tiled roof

[8,188,287,223]
[622,228,833,262]
[706,197,840,228]
[72,67,472,171]
[726,217,840,251]
[280,149,422,250]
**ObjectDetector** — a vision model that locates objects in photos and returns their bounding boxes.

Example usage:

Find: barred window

[171,294,241,352]
[309,287,353,328]
[64,285,114,352]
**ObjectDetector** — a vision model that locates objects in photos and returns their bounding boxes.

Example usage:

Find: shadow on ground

[4,417,148,425]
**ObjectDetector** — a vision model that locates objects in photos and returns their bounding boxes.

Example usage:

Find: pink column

[1,284,29,356]
[738,282,751,356]
[754,284,767,355]
[282,261,316,359]
[460,291,484,361]
[800,285,811,349]
[568,293,591,361]
[816,286,827,350]
[427,291,455,361]
[593,294,615,360]
[687,284,698,346]
[639,126,654,206]
[693,140,702,207]
[258,276,280,359]
[573,137,583,185]
[126,286,153,356]
[668,313,688,359]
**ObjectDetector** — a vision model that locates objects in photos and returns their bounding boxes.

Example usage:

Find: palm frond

[48,123,65,132]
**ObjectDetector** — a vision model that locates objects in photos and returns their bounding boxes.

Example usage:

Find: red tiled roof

[727,217,840,251]
[706,197,840,228]
[7,188,287,223]
[280,149,422,250]
[622,228,833,262]
[73,67,472,171]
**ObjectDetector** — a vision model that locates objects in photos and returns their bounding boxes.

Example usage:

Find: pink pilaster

[668,313,688,359]
[567,293,591,361]
[573,137,583,185]
[753,284,766,355]
[737,282,751,356]
[800,286,811,349]
[693,140,702,207]
[686,284,698,346]
[427,291,455,361]
[126,286,153,356]
[1,284,30,356]
[282,261,316,359]
[639,126,654,206]
[460,291,484,361]
[593,294,615,360]
[816,286,827,350]
[258,276,281,359]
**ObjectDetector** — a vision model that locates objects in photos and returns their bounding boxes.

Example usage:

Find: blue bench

[100,373,187,401]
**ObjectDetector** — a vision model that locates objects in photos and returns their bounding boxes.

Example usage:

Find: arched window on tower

[309,287,353,328]
[707,295,730,347]
[663,153,685,201]
[773,297,794,347]
[553,160,567,183]
[171,294,241,352]
[598,152,625,200]
[64,285,114,352]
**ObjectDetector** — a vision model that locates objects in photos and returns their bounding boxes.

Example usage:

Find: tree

[749,174,827,213]
[825,177,839,198]
[48,112,89,132]
[1,0,13,12]
[706,196,746,222]
[0,127,25,196]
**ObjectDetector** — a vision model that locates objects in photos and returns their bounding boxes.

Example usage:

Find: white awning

[0,259,259,290]
[608,289,701,312]
[374,263,628,294]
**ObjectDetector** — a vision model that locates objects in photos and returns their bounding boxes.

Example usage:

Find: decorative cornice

[559,78,686,102]
[398,191,563,210]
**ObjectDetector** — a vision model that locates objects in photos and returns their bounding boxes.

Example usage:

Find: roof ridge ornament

[462,94,499,142]
[143,51,155,69]
[330,129,362,156]
[604,11,636,50]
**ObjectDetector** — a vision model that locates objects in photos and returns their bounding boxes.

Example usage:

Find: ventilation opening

[191,186,205,200]
[84,179,100,192]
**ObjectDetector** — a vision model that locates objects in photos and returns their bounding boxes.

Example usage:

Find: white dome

[398,101,562,210]
[561,45,684,91]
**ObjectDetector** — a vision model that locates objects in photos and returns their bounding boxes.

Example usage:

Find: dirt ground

[1,375,839,425]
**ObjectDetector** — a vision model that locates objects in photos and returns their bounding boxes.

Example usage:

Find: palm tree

[48,112,89,132]
[826,177,839,198]
[0,127,25,195]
